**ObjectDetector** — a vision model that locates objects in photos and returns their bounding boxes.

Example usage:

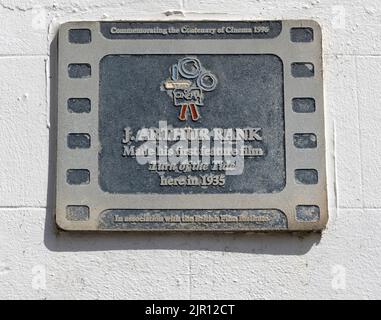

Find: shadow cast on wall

[45,34,321,255]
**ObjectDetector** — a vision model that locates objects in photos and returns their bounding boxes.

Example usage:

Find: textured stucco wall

[0,0,380,299]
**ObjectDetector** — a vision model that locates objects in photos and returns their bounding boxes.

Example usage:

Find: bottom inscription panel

[99,210,288,231]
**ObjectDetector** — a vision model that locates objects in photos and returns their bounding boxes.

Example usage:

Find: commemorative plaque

[56,20,328,231]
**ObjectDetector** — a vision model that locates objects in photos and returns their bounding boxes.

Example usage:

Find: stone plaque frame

[56,20,327,232]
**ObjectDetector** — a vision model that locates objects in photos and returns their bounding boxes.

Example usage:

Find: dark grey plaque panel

[56,20,328,232]
[99,54,285,194]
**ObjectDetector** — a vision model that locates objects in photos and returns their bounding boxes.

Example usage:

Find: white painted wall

[0,0,380,299]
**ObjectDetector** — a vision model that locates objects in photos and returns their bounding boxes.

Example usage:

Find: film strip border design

[56,21,327,231]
